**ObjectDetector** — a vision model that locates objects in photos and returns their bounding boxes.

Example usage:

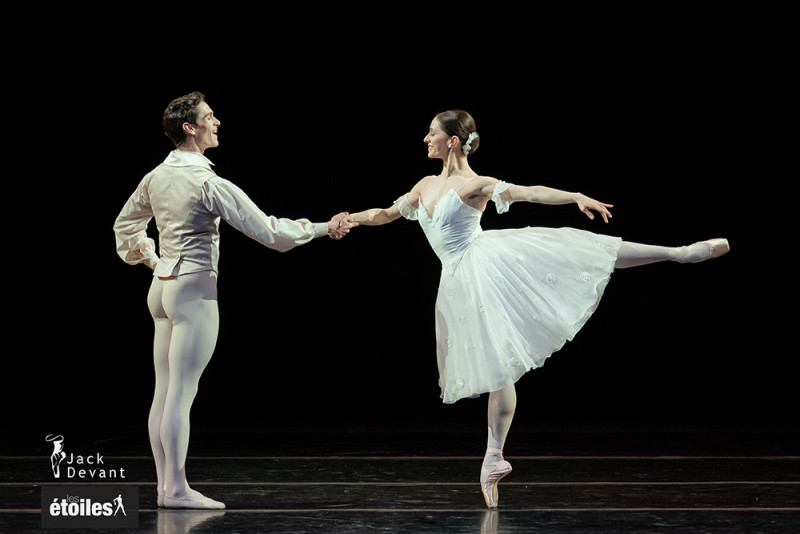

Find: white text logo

[45,434,126,480]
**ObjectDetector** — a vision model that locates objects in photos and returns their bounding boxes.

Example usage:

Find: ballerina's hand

[577,195,613,223]
[328,212,355,240]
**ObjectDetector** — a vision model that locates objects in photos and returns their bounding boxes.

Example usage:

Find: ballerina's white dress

[395,181,622,404]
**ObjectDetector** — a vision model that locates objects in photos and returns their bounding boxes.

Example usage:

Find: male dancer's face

[186,101,221,153]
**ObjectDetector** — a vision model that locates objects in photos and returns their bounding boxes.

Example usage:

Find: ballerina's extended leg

[615,238,729,269]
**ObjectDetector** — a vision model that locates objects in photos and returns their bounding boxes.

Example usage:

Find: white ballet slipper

[163,492,225,510]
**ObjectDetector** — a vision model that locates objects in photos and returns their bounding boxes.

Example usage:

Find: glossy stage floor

[2,423,798,533]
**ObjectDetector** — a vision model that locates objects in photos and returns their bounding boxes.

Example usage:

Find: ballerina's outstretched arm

[498,182,614,223]
[351,183,425,227]
[350,204,403,226]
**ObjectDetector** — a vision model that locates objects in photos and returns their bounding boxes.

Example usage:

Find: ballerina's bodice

[418,189,484,274]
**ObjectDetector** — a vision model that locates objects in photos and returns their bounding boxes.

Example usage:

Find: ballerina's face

[424,118,453,160]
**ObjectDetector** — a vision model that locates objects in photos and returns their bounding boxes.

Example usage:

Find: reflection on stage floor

[2,425,798,533]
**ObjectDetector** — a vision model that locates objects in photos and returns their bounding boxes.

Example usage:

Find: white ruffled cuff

[492,181,514,214]
[394,194,419,221]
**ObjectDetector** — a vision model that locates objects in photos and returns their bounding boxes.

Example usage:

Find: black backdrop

[6,7,788,443]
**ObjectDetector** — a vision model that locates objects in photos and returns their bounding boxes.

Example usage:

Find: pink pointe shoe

[480,449,512,508]
[680,238,731,263]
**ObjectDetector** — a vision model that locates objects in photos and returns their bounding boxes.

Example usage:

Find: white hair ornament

[462,132,479,156]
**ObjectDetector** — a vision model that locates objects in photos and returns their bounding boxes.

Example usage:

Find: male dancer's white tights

[147,271,220,507]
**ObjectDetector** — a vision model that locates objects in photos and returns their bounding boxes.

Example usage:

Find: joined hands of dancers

[117,94,729,511]
[327,212,355,240]
[330,112,727,508]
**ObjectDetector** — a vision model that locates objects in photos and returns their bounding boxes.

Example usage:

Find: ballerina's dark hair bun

[436,110,479,155]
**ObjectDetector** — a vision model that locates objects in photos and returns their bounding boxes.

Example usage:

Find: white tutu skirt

[435,226,622,404]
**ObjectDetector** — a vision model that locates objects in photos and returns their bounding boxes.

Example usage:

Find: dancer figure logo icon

[44,434,127,480]
[45,434,66,478]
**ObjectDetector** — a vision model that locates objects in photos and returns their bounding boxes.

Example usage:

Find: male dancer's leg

[154,271,223,509]
[147,277,171,506]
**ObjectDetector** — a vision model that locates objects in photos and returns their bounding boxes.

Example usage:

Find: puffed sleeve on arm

[113,177,160,269]
[492,180,514,214]
[202,177,328,252]
[393,193,419,220]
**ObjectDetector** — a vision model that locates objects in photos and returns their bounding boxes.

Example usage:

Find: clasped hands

[327,212,357,240]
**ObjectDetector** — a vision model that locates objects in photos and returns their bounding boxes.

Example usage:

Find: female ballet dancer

[114,92,352,509]
[349,109,729,508]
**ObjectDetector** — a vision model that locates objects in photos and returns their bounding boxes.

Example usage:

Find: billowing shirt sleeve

[202,176,328,252]
[113,176,160,270]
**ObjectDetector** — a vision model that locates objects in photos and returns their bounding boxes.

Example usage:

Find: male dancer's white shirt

[114,150,328,277]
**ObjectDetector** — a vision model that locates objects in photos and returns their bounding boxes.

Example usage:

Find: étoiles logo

[48,491,127,518]
[41,486,139,529]
[42,434,138,528]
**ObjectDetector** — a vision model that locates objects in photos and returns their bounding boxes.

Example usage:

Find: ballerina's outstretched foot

[480,448,512,508]
[676,238,730,264]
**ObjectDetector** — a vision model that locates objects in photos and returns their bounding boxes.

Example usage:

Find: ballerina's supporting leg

[614,238,730,269]
[482,384,517,508]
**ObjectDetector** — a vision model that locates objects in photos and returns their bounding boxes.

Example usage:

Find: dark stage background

[5,7,788,448]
